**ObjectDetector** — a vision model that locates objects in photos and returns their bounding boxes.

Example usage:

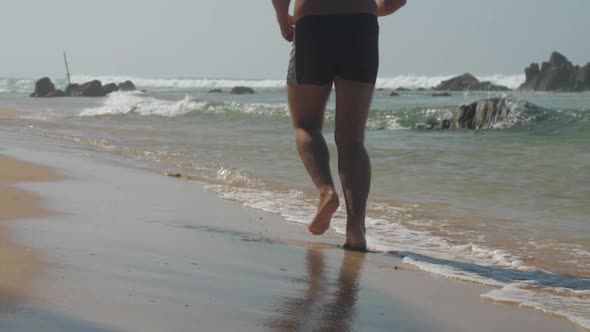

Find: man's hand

[272,0,294,42]
[376,0,407,17]
[280,15,295,42]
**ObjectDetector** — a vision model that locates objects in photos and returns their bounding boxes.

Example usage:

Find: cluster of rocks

[432,92,452,97]
[385,74,510,95]
[519,52,590,92]
[434,73,510,91]
[208,86,256,95]
[30,77,136,97]
[387,88,449,97]
[388,90,451,97]
[415,97,529,130]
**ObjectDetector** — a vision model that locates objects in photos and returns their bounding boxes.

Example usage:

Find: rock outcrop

[231,86,255,95]
[66,80,106,97]
[30,77,65,97]
[449,98,512,129]
[434,73,510,91]
[519,52,590,92]
[432,92,452,97]
[103,83,119,95]
[118,80,136,91]
[414,97,535,131]
[47,90,65,97]
[390,91,400,96]
[31,78,137,97]
[208,89,223,93]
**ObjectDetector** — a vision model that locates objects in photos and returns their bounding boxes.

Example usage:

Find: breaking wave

[79,93,289,118]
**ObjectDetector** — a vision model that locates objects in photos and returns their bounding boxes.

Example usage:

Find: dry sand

[0,129,585,332]
[0,109,30,119]
[0,154,61,313]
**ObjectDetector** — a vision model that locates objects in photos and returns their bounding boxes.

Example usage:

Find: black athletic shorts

[287,14,379,85]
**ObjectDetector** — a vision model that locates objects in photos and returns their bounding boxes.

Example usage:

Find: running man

[272,0,407,252]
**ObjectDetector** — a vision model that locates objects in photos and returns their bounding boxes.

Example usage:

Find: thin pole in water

[63,51,71,86]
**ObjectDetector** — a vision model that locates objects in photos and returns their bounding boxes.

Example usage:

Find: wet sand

[0,128,585,331]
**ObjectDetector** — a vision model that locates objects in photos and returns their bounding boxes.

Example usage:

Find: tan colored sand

[0,109,30,119]
[0,155,61,311]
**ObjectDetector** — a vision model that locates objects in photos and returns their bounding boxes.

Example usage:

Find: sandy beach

[0,142,62,315]
[0,109,30,119]
[0,115,586,332]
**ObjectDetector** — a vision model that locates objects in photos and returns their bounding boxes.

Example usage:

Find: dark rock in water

[415,117,441,130]
[375,88,385,91]
[65,83,80,96]
[231,86,255,95]
[434,73,479,91]
[475,81,510,91]
[435,73,509,91]
[103,83,119,95]
[441,119,451,129]
[414,97,531,131]
[118,80,136,91]
[31,77,57,97]
[432,92,452,97]
[67,80,106,97]
[47,89,65,97]
[65,84,79,96]
[415,123,436,130]
[396,87,411,92]
[390,91,400,97]
[208,88,223,93]
[519,51,590,91]
[80,81,106,97]
[574,63,590,91]
[524,63,540,87]
[450,98,512,129]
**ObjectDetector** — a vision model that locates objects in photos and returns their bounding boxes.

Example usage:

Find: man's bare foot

[308,191,339,235]
[343,226,367,252]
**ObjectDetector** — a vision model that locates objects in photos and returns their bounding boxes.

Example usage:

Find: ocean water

[1,75,589,329]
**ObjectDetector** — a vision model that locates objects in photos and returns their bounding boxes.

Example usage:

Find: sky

[0,0,589,79]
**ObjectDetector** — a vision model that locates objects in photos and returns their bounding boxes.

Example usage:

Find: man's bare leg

[333,78,374,252]
[288,83,340,235]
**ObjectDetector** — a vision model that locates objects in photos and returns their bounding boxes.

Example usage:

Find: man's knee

[334,134,365,151]
[293,120,322,133]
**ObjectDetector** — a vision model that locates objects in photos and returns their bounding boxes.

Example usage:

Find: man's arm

[375,0,407,17]
[272,0,294,42]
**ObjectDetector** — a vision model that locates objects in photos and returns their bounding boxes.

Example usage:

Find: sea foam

[79,93,289,118]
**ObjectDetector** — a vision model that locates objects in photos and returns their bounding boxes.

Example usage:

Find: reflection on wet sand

[267,247,365,331]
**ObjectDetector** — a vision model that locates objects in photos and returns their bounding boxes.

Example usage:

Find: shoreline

[0,125,586,331]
